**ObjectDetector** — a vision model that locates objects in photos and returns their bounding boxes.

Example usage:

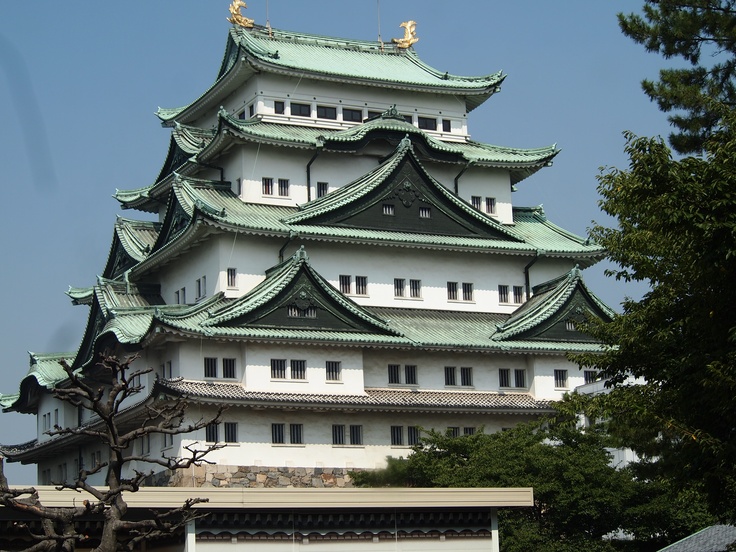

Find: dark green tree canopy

[620,0,736,153]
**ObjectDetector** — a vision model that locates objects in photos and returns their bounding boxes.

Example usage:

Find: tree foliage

[353,419,713,551]
[0,354,223,551]
[620,0,736,153]
[573,118,736,518]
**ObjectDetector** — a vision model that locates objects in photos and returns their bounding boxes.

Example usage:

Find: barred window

[584,370,598,384]
[447,427,460,438]
[262,177,274,195]
[409,279,422,298]
[444,366,457,386]
[419,206,431,218]
[227,267,237,288]
[339,275,352,294]
[291,359,306,380]
[287,304,317,318]
[290,423,303,444]
[513,285,525,304]
[390,426,404,446]
[499,368,510,388]
[271,423,285,444]
[349,425,363,445]
[405,365,417,385]
[332,424,345,445]
[204,357,217,378]
[460,366,473,387]
[271,359,287,379]
[447,281,458,301]
[515,369,526,388]
[471,196,482,210]
[462,282,474,301]
[485,197,496,214]
[464,427,476,436]
[224,422,238,443]
[408,426,421,445]
[223,358,236,379]
[498,285,510,303]
[317,181,329,198]
[383,203,395,216]
[278,178,290,197]
[394,278,405,297]
[355,276,368,295]
[326,361,341,381]
[554,369,568,389]
[205,423,219,443]
[388,364,401,384]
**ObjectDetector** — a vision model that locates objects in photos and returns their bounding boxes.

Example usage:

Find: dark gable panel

[521,293,606,343]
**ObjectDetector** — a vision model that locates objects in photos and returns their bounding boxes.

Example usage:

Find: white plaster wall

[528,355,586,400]
[293,241,530,313]
[196,536,494,551]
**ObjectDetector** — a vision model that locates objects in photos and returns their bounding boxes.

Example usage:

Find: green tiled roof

[494,266,616,341]
[157,25,505,124]
[0,352,74,412]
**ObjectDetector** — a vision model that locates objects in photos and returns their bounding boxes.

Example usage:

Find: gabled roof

[657,525,736,552]
[0,353,74,413]
[157,247,409,345]
[157,25,505,125]
[285,137,521,241]
[493,267,615,343]
[101,217,161,279]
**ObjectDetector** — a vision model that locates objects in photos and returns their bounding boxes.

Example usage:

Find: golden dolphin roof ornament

[227,0,255,28]
[392,20,419,49]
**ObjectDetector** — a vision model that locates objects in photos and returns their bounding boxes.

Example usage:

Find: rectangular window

[291,359,306,380]
[349,425,363,445]
[447,427,460,438]
[163,433,173,448]
[278,178,290,197]
[262,177,274,195]
[317,181,329,198]
[417,116,437,130]
[462,282,474,301]
[554,369,568,389]
[442,119,451,132]
[179,287,186,304]
[332,424,345,445]
[274,100,285,114]
[499,368,510,388]
[391,426,404,446]
[409,279,421,298]
[394,278,405,297]
[139,434,151,455]
[234,177,242,196]
[498,285,510,303]
[317,105,337,119]
[388,364,401,384]
[54,408,59,427]
[326,361,341,381]
[227,268,237,288]
[513,285,525,304]
[471,196,482,210]
[272,423,285,444]
[405,365,417,385]
[355,276,367,295]
[460,366,473,387]
[205,423,219,443]
[464,427,476,436]
[367,110,382,119]
[223,358,236,379]
[419,206,431,218]
[271,359,287,379]
[382,203,395,216]
[196,276,206,300]
[204,357,218,378]
[224,422,238,443]
[584,370,598,384]
[408,426,421,445]
[343,108,363,122]
[565,320,576,331]
[290,424,304,444]
[515,369,526,388]
[485,197,497,214]
[249,103,255,117]
[445,366,457,386]
[447,281,458,301]
[290,102,311,117]
[403,114,413,123]
[238,109,246,120]
[287,304,317,318]
[339,275,352,294]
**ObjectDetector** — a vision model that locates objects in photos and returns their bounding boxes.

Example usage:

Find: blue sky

[0,1,674,482]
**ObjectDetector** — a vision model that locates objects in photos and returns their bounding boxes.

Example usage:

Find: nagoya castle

[0,2,611,488]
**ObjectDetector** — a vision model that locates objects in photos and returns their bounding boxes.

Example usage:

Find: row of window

[173,269,239,306]
[264,100,454,133]
[270,359,342,381]
[259,178,331,199]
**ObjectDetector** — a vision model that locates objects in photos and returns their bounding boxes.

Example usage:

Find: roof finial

[227,0,254,28]
[392,20,419,49]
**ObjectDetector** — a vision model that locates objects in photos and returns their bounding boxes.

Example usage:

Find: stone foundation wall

[148,465,364,489]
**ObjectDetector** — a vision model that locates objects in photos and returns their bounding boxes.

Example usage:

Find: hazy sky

[0,1,674,482]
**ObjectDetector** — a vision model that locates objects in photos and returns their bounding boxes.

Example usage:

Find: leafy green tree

[620,1,736,153]
[573,119,736,519]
